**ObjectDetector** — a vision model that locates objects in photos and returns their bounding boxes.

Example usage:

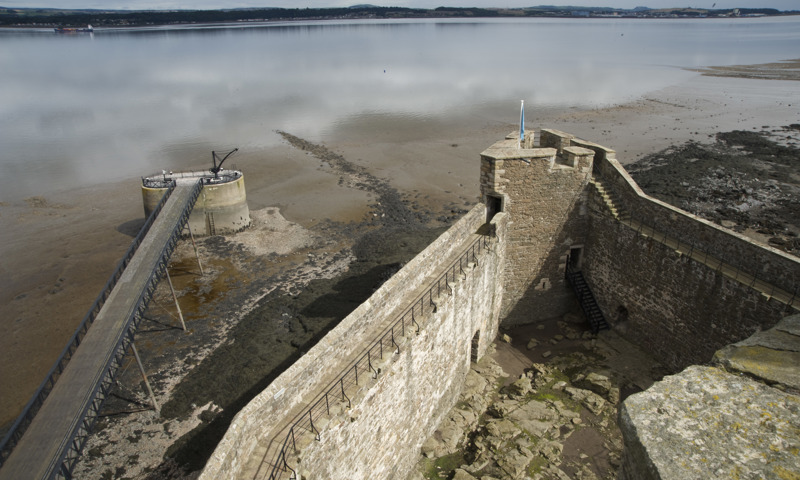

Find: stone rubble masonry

[296,221,504,479]
[583,140,798,371]
[584,210,790,371]
[592,149,798,294]
[480,129,593,324]
[199,203,506,480]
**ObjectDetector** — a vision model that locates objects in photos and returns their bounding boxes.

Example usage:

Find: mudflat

[1,63,798,478]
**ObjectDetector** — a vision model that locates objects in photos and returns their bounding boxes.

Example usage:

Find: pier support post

[131,342,160,416]
[165,270,187,331]
[187,225,204,276]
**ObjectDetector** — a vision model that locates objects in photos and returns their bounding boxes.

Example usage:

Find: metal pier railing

[0,180,202,480]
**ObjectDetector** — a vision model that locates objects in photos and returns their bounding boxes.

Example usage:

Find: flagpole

[519,100,525,149]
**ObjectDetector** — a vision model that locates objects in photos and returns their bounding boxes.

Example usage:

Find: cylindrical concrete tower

[142,170,251,236]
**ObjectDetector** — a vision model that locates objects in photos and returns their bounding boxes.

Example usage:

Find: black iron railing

[142,169,242,189]
[262,233,492,480]
[0,180,204,477]
[564,260,609,334]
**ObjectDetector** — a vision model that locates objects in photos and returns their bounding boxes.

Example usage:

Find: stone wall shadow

[502,200,588,326]
[117,218,146,238]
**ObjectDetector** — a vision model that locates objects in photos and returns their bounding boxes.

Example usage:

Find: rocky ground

[626,125,800,256]
[410,312,667,480]
[691,59,800,82]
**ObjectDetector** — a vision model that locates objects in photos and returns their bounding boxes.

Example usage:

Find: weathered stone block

[619,365,800,480]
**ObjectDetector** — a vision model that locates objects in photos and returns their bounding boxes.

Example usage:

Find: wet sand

[1,68,799,473]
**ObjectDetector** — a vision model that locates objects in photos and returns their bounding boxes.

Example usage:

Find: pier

[0,179,203,480]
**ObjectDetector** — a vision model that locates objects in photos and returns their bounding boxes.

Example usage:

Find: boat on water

[54,25,93,33]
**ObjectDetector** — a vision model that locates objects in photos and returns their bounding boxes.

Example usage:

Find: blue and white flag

[519,100,525,148]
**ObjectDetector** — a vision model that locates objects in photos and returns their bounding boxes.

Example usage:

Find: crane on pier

[210,148,238,179]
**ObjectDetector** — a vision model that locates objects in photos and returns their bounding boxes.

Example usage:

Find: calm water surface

[1,16,799,200]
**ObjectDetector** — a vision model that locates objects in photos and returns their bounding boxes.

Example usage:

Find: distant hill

[0,4,795,28]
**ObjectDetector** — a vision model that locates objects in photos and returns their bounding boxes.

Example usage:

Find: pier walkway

[0,179,202,480]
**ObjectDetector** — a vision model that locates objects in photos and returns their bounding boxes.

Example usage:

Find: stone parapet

[591,152,798,294]
[713,314,800,393]
[296,227,504,478]
[620,365,800,480]
[584,204,790,370]
[584,147,799,370]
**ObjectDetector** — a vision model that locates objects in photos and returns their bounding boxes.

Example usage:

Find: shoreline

[3,10,799,31]
[1,68,799,476]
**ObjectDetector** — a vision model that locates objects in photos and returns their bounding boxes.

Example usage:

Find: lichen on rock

[619,365,800,480]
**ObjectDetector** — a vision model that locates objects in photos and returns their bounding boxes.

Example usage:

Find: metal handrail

[142,169,242,189]
[265,233,492,480]
[0,181,178,467]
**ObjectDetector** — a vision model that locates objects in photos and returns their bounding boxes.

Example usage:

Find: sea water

[0,16,798,200]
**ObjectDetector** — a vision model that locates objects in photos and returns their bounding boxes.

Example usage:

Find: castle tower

[480,128,595,324]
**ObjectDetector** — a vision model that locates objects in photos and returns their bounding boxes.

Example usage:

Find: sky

[3,1,797,12]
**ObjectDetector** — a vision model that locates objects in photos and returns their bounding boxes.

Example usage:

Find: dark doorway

[486,195,502,222]
[616,305,629,323]
[471,330,481,363]
[568,246,583,271]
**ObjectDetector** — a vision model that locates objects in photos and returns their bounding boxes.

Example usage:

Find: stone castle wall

[584,208,791,370]
[584,151,797,371]
[200,204,506,479]
[479,129,594,325]
[481,128,796,371]
[592,154,798,292]
[296,214,506,479]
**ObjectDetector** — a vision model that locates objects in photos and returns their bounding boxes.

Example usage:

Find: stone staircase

[590,179,629,223]
[565,265,610,334]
